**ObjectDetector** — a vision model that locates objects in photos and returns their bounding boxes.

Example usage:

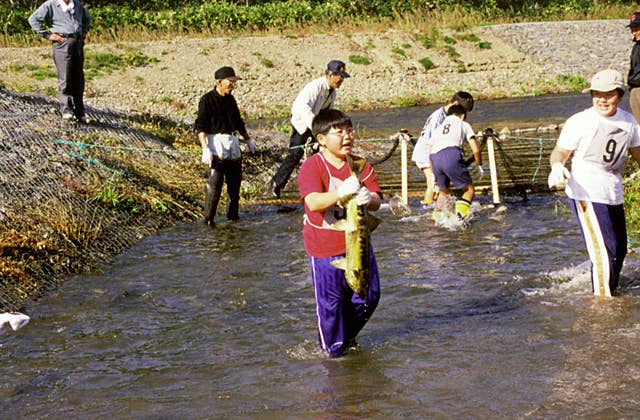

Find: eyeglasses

[326,128,354,138]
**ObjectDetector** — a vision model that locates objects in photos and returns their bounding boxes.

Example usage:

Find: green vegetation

[443,36,457,45]
[253,52,275,68]
[2,1,634,47]
[443,45,460,61]
[625,179,640,242]
[88,173,133,211]
[418,57,435,71]
[455,33,480,42]
[7,63,56,80]
[555,74,588,92]
[392,47,407,57]
[349,55,372,65]
[148,95,174,105]
[85,47,158,79]
[416,34,435,49]
[30,68,57,81]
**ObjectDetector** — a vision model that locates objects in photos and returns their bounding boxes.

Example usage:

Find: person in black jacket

[195,66,255,227]
[627,12,640,122]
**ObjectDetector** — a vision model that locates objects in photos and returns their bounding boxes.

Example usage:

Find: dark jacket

[194,89,248,138]
[629,41,640,88]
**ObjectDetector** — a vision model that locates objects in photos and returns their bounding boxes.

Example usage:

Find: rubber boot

[455,198,471,221]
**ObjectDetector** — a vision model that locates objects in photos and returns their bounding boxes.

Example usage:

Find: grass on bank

[0,2,636,48]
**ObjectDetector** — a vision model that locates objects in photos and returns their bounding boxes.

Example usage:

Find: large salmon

[331,156,381,299]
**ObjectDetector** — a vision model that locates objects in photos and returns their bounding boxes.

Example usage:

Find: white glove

[201,147,212,164]
[247,139,256,153]
[355,186,372,206]
[337,175,361,200]
[548,162,571,189]
[467,163,484,179]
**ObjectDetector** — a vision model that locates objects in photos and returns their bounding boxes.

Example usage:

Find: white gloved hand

[337,175,361,200]
[355,186,372,206]
[201,147,212,164]
[247,139,256,153]
[548,162,571,189]
[477,165,485,179]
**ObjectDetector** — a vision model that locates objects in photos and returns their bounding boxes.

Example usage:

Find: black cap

[627,12,640,28]
[215,66,241,81]
[327,60,350,78]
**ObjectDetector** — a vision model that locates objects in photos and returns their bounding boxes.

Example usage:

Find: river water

[3,94,640,417]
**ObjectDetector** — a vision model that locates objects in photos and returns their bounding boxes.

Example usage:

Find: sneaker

[62,112,74,120]
[78,115,88,124]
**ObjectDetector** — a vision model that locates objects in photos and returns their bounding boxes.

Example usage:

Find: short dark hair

[446,104,467,118]
[312,109,352,137]
[451,91,474,112]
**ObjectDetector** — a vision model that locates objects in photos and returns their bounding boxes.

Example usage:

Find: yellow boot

[455,199,471,221]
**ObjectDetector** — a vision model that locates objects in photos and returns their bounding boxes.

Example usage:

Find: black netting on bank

[0,90,203,311]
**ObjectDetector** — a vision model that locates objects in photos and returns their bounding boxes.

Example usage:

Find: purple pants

[308,250,380,357]
[430,146,472,190]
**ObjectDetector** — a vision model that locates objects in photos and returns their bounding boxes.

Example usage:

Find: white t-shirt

[557,106,640,205]
[290,76,335,134]
[411,106,446,167]
[429,115,475,155]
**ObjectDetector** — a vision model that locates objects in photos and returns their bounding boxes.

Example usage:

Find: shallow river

[3,94,640,417]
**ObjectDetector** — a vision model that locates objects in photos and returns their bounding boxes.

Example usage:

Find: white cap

[582,69,626,93]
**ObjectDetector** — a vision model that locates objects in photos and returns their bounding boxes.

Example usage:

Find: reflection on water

[2,194,640,417]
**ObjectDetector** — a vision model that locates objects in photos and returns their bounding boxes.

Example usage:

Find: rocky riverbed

[0,19,634,122]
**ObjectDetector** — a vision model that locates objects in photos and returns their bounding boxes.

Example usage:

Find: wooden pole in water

[400,130,408,205]
[487,135,501,204]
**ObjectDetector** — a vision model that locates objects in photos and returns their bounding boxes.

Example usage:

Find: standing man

[269,60,350,198]
[29,0,90,122]
[195,66,255,227]
[548,69,640,297]
[627,12,640,123]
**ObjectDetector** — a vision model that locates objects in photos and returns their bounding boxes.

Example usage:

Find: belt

[61,33,81,39]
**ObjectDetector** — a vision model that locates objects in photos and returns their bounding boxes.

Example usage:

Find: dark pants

[204,157,242,224]
[270,128,313,190]
[570,199,627,295]
[52,37,85,117]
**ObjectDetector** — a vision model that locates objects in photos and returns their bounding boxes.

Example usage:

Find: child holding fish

[298,109,382,358]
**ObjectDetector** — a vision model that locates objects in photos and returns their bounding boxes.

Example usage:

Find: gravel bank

[0,19,633,121]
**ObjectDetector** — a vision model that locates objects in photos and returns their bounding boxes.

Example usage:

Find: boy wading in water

[429,105,483,222]
[297,109,382,358]
[548,69,640,297]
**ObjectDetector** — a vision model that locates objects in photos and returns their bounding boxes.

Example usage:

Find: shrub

[349,55,372,65]
[418,57,435,71]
